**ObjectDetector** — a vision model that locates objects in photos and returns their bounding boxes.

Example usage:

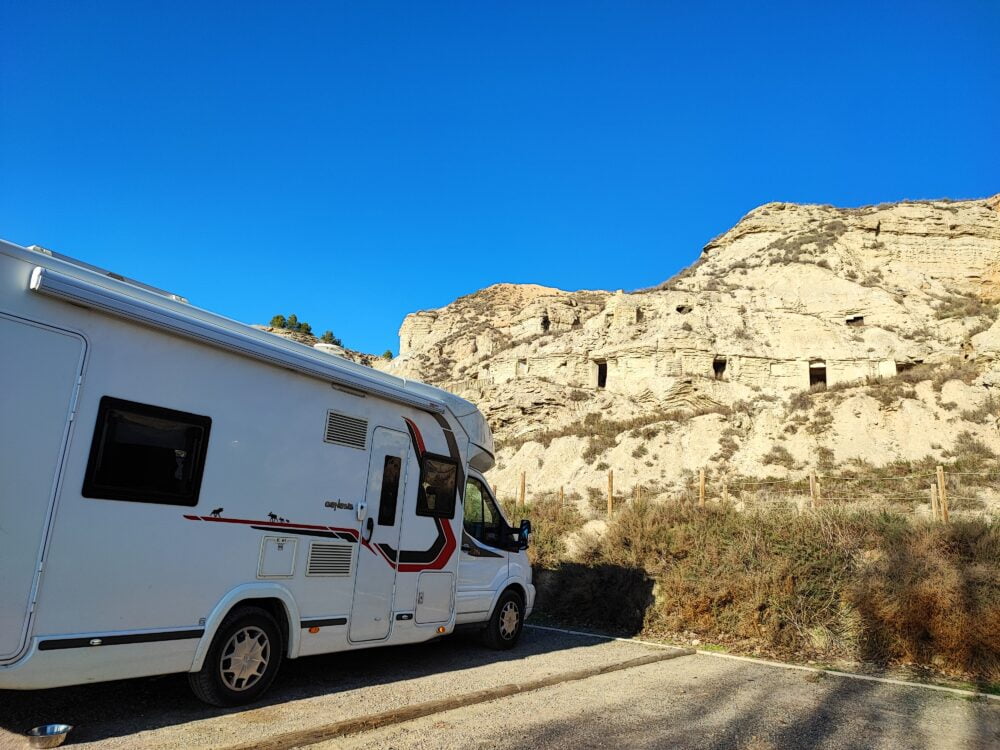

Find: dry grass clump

[934,293,998,321]
[762,444,797,469]
[502,404,731,456]
[959,396,999,424]
[534,502,1000,680]
[499,493,585,569]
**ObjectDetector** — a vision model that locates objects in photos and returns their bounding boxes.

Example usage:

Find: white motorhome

[0,240,533,706]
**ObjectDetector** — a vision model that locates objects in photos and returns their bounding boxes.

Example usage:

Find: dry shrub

[850,519,1000,678]
[533,502,1000,681]
[533,563,654,634]
[500,493,584,569]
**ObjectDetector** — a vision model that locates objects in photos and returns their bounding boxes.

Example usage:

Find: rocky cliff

[390,195,1000,503]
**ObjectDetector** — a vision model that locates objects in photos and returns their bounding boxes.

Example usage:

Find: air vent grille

[324,411,368,450]
[307,543,353,576]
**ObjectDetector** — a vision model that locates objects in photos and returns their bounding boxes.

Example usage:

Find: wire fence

[507,465,998,523]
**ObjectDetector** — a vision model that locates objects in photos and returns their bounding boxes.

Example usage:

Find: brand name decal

[325,500,354,510]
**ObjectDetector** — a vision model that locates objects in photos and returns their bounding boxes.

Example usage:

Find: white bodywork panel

[0,315,84,661]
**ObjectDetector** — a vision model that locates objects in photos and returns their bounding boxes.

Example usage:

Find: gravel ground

[322,650,1000,750]
[0,628,664,749]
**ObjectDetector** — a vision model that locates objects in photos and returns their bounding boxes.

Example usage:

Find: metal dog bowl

[26,724,73,748]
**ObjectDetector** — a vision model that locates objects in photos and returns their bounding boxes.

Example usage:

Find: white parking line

[525,623,1000,702]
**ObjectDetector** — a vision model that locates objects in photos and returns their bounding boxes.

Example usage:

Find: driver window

[464,477,502,547]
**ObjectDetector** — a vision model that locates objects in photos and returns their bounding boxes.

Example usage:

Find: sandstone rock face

[390,196,1000,501]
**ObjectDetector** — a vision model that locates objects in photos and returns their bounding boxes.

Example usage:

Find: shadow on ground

[0,621,643,745]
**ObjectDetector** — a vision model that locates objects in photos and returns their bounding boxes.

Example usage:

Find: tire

[482,589,524,650]
[188,606,284,707]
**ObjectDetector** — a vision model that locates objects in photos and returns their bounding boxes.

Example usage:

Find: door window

[416,454,458,518]
[377,455,402,526]
[463,477,502,547]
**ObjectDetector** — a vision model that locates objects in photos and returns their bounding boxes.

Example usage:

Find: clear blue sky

[2,2,998,354]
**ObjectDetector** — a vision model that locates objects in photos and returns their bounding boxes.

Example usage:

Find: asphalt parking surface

[1,627,997,750]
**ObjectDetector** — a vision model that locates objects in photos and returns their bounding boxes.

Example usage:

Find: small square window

[416,454,458,519]
[82,396,212,506]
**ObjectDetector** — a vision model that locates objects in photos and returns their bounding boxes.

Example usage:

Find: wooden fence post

[936,465,949,522]
[809,474,816,509]
[558,486,564,506]
[930,485,939,521]
[722,479,729,505]
[518,471,526,508]
[698,469,706,508]
[607,470,614,518]
[815,479,822,507]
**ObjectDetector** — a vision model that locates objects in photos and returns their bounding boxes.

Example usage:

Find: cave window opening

[595,360,608,389]
[541,314,551,333]
[809,360,827,388]
[713,357,727,380]
[636,308,644,322]
[676,305,693,314]
[846,315,864,327]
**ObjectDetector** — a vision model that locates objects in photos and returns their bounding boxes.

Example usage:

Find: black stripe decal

[300,617,347,628]
[250,525,356,541]
[462,529,504,558]
[432,413,466,490]
[379,516,449,564]
[38,628,204,651]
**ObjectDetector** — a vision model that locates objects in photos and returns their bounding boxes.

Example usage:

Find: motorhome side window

[463,477,501,546]
[416,454,458,519]
[82,396,212,506]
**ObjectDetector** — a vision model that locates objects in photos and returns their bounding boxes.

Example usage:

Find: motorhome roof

[3,240,481,424]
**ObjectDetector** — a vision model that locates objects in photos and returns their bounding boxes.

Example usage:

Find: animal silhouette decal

[210,507,223,517]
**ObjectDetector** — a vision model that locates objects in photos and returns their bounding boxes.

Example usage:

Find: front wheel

[188,606,284,706]
[482,590,524,650]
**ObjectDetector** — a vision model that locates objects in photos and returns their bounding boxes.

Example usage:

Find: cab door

[456,474,508,616]
[349,427,409,642]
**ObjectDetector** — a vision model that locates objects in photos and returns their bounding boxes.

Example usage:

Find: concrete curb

[221,646,695,750]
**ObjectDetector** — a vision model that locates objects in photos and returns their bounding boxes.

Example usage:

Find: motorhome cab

[0,240,533,706]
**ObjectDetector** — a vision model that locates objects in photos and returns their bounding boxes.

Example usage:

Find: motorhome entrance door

[0,315,85,661]
[349,427,409,642]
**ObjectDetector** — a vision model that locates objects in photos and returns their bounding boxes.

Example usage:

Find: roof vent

[324,411,368,450]
[306,543,353,576]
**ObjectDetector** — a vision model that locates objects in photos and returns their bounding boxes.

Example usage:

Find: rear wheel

[188,606,284,706]
[482,589,524,650]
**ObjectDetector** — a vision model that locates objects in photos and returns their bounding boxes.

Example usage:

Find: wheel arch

[486,577,528,620]
[189,583,301,672]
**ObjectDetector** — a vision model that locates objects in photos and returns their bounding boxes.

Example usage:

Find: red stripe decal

[397,518,456,572]
[183,514,358,539]
[403,417,425,456]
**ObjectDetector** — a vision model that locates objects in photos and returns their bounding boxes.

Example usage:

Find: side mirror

[518,520,532,549]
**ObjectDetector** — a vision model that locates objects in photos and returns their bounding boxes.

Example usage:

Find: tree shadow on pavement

[514,658,997,750]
